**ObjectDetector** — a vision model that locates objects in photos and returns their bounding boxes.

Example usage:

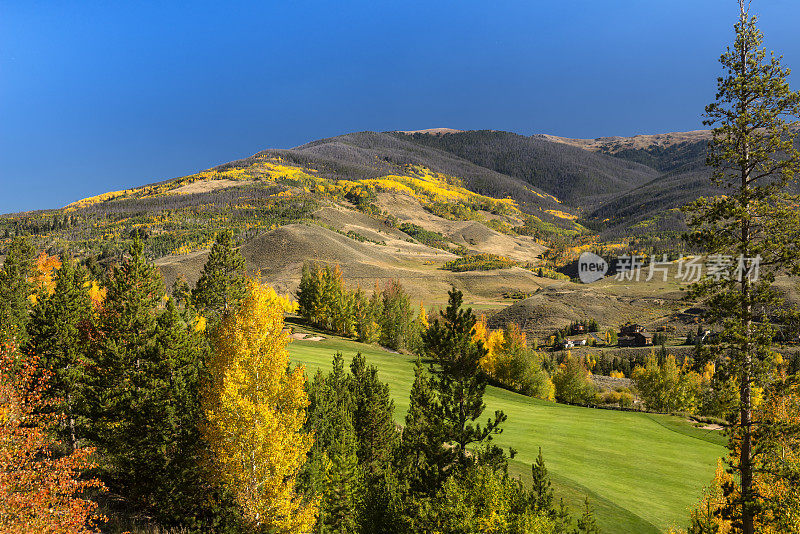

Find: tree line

[0,232,604,533]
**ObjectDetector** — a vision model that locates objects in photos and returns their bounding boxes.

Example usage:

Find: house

[620,323,646,335]
[618,324,653,347]
[562,340,575,349]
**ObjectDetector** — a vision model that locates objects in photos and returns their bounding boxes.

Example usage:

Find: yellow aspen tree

[418,301,429,329]
[203,278,317,533]
[472,315,504,376]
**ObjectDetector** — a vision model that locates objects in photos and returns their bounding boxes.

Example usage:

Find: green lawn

[288,330,724,534]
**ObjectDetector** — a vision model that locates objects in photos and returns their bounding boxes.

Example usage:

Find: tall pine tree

[135,299,208,524]
[322,405,362,534]
[87,239,210,524]
[192,230,247,320]
[398,358,445,496]
[687,2,800,531]
[349,353,398,476]
[26,252,92,452]
[0,236,36,344]
[422,287,506,473]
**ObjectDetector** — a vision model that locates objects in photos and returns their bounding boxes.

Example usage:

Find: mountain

[0,126,738,305]
[393,129,727,236]
[6,125,799,331]
[233,130,568,213]
[394,129,660,207]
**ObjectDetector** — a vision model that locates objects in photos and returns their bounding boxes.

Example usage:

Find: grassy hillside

[153,191,552,304]
[287,330,724,534]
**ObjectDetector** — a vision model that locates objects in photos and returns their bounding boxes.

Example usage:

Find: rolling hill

[395,129,660,207]
[0,124,768,327]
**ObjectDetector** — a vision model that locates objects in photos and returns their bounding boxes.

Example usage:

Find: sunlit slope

[288,333,723,534]
[37,150,580,261]
[155,190,550,305]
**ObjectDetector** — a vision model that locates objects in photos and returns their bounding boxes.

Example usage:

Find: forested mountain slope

[2,126,764,286]
[395,130,660,206]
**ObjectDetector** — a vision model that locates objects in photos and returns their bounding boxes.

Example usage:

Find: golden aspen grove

[202,279,317,532]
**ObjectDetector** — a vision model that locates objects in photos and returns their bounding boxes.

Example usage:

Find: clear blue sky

[2,1,799,214]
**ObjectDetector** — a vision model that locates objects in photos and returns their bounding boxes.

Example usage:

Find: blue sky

[2,0,799,214]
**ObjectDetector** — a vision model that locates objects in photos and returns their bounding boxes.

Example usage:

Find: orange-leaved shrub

[0,341,104,534]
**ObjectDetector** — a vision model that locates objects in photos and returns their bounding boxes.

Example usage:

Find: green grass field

[288,329,725,534]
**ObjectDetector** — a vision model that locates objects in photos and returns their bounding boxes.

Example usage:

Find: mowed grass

[288,331,724,534]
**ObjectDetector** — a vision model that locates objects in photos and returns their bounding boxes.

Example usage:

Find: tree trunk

[740,271,754,534]
[739,13,754,528]
[67,391,77,453]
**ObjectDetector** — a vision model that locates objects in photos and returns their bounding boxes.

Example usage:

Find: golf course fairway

[288,332,725,534]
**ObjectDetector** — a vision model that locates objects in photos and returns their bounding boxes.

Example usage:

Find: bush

[552,355,597,405]
[631,354,702,413]
[597,389,634,409]
[442,253,517,272]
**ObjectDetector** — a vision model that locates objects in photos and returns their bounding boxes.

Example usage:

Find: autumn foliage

[203,278,317,532]
[0,342,104,533]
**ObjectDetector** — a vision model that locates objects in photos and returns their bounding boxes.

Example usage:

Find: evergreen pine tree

[303,353,359,532]
[359,465,406,534]
[686,3,800,531]
[86,238,187,518]
[349,353,398,476]
[399,358,444,496]
[0,236,36,344]
[170,276,192,307]
[556,498,573,534]
[574,497,600,534]
[192,230,247,320]
[348,353,400,533]
[531,447,554,514]
[138,299,208,524]
[322,406,362,534]
[422,287,506,472]
[26,252,92,452]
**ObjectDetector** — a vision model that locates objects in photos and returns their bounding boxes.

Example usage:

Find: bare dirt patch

[169,179,254,195]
